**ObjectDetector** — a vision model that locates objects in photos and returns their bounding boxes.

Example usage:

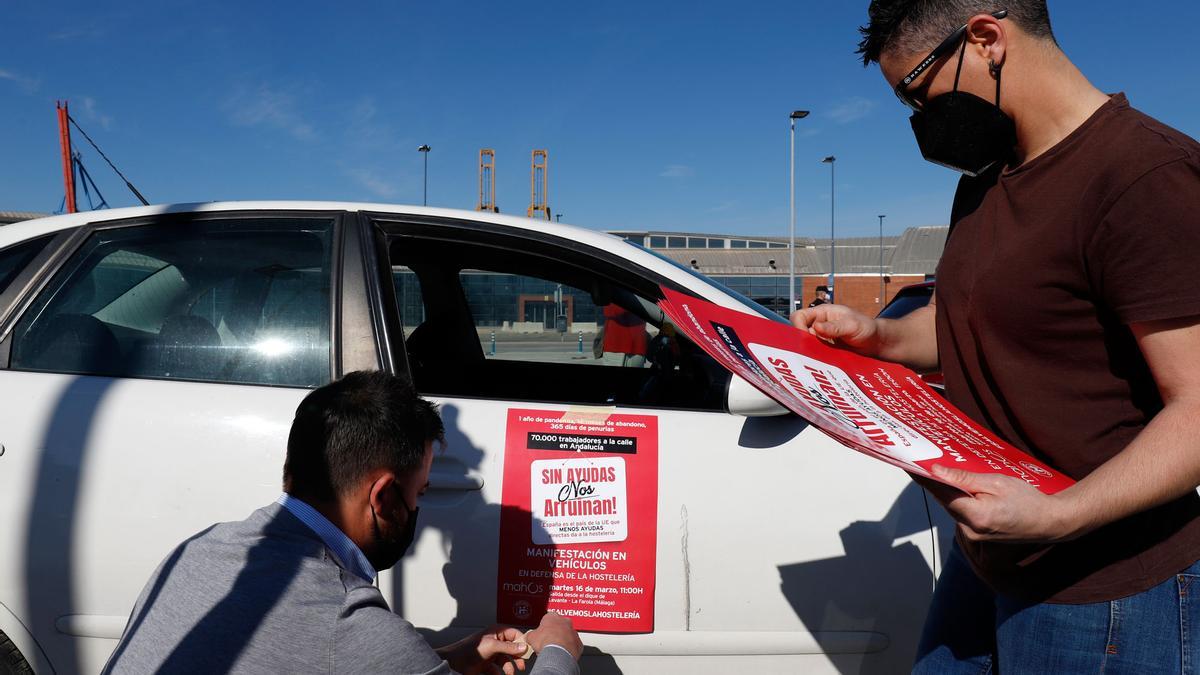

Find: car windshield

[878,286,934,319]
[632,242,790,324]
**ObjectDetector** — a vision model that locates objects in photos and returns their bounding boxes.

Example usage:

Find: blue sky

[2,1,1197,238]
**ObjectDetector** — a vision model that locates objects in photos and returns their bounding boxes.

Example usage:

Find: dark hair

[857,0,1056,66]
[283,370,444,501]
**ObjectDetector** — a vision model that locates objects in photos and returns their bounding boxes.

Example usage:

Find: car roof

[0,201,765,317]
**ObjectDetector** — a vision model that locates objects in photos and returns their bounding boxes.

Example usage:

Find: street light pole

[822,156,836,300]
[878,214,886,307]
[417,144,431,205]
[789,110,809,314]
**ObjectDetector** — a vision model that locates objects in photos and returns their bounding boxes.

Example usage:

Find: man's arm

[930,315,1200,542]
[790,292,939,371]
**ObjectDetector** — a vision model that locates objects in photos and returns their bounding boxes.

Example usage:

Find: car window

[0,234,55,295]
[394,265,425,336]
[9,217,334,387]
[457,268,661,368]
[387,230,727,411]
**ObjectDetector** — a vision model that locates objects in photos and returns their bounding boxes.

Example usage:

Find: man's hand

[793,294,940,371]
[791,304,882,354]
[523,611,583,661]
[438,625,531,675]
[928,465,1084,544]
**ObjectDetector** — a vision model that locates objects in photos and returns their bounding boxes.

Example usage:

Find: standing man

[808,286,830,308]
[105,371,582,674]
[795,2,1200,671]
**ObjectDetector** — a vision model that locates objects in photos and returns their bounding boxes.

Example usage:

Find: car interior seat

[151,315,224,380]
[18,313,122,376]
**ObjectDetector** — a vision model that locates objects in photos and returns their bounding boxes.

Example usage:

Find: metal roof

[0,211,49,225]
[889,226,949,274]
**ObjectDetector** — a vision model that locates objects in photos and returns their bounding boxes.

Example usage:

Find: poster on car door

[497,408,658,633]
[657,287,1074,495]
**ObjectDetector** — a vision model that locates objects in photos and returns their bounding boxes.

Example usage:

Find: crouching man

[104,370,581,674]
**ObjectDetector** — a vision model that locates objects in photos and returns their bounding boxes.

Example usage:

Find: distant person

[795,1,1200,672]
[104,371,581,675]
[807,286,830,308]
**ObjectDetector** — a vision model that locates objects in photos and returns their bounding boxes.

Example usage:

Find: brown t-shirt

[937,94,1200,604]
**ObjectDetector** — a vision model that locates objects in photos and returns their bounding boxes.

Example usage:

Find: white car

[0,202,949,674]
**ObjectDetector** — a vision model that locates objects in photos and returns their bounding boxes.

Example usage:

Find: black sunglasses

[893,9,1008,112]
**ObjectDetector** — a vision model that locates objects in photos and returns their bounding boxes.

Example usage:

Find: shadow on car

[24,375,119,675]
[777,481,954,675]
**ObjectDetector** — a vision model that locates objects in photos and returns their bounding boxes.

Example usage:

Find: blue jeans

[914,542,1200,674]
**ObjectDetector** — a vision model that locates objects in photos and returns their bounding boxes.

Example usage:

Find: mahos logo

[503,581,547,595]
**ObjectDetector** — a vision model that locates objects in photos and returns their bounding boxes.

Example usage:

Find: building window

[749,241,767,249]
[649,236,666,248]
[707,238,724,249]
[730,240,748,249]
[714,276,751,294]
[687,237,707,248]
[667,236,686,249]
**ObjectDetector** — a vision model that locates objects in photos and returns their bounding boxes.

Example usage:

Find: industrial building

[612,226,947,315]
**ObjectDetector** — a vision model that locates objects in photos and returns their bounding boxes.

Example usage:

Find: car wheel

[0,631,33,675]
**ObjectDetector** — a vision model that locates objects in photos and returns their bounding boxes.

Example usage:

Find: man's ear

[367,471,398,516]
[967,13,1008,74]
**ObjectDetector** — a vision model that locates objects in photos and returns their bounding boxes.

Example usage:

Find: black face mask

[909,39,1016,177]
[370,494,419,571]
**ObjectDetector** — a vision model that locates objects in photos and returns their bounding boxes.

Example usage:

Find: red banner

[497,409,658,633]
[659,287,1074,494]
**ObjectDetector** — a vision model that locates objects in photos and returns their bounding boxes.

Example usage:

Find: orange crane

[477,149,498,213]
[527,149,551,221]
[57,101,77,213]
[54,100,147,212]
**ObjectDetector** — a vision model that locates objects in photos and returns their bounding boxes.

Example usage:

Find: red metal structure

[56,101,77,214]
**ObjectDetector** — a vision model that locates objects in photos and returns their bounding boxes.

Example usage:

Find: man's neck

[289,491,370,549]
[1008,47,1111,166]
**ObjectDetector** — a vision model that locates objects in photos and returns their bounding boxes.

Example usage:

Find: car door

[366,214,945,675]
[0,209,381,674]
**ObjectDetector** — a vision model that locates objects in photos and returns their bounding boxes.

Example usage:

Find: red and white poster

[658,286,1074,494]
[497,409,658,633]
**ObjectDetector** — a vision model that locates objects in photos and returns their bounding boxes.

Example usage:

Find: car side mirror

[726,375,788,417]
